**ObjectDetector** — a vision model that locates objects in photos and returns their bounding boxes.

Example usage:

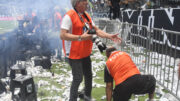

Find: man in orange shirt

[104,46,156,101]
[60,0,121,101]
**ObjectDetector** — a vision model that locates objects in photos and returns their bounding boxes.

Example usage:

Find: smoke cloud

[0,0,72,77]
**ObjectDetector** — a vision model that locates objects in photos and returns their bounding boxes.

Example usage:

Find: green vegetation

[92,88,106,101]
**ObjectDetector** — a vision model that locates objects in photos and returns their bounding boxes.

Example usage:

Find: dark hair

[106,47,117,58]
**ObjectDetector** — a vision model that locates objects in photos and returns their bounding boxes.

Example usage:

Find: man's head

[105,46,117,58]
[71,0,88,13]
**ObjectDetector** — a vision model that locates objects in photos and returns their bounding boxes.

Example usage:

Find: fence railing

[96,20,180,100]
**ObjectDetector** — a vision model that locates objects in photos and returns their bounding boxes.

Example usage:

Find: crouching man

[104,46,156,101]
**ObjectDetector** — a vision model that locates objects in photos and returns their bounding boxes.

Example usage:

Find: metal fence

[96,20,180,100]
[120,23,180,100]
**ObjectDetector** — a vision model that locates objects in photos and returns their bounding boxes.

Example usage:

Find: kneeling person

[104,46,156,101]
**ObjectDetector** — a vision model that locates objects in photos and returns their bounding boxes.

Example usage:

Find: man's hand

[81,31,93,40]
[109,33,122,44]
[93,26,121,44]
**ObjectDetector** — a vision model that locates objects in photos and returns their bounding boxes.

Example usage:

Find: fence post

[145,26,152,74]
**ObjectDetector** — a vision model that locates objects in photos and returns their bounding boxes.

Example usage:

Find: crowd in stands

[1,0,180,21]
[89,0,180,10]
[87,0,180,20]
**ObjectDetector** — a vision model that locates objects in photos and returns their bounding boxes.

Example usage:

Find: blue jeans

[68,56,92,101]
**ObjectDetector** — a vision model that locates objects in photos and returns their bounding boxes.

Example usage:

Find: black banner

[122,8,180,58]
[122,8,180,32]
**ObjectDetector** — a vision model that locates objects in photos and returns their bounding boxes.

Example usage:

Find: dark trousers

[111,2,120,19]
[113,74,156,101]
[112,7,120,19]
[68,56,92,101]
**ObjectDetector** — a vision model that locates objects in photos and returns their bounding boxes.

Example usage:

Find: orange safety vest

[63,9,93,59]
[106,51,140,85]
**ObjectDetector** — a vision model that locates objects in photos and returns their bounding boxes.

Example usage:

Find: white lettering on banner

[137,11,143,31]
[148,10,155,32]
[129,27,180,50]
[126,10,134,19]
[164,8,174,25]
[152,30,180,50]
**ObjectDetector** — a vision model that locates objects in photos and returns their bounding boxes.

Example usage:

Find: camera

[84,24,107,53]
[92,35,107,53]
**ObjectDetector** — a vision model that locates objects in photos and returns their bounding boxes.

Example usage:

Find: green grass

[94,71,104,84]
[34,77,63,88]
[34,63,68,99]
[92,87,106,100]
[0,20,17,34]
[38,85,61,99]
[34,61,152,101]
[33,53,168,101]
[34,76,63,98]
[137,94,148,101]
[50,63,71,74]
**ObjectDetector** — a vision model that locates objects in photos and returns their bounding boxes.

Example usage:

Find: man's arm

[106,82,113,101]
[93,26,111,38]
[60,29,92,41]
[93,26,121,43]
[104,66,114,101]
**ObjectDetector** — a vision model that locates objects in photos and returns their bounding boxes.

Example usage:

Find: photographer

[60,0,121,100]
